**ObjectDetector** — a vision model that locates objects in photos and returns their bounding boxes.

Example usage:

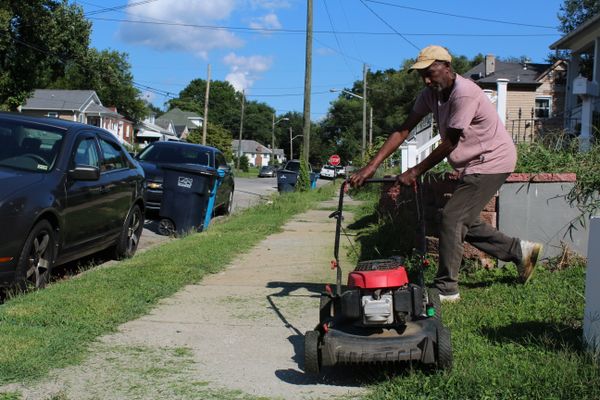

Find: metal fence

[506,114,600,144]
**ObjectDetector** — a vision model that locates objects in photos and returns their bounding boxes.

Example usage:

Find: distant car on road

[0,113,146,289]
[136,141,234,216]
[319,165,342,179]
[258,165,277,178]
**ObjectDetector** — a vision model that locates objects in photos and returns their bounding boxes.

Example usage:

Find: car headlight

[147,181,163,189]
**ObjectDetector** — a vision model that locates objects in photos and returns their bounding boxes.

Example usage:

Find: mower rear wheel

[304,330,321,374]
[436,326,453,371]
[427,287,442,321]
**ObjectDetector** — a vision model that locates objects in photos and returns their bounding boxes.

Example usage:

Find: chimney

[485,54,495,76]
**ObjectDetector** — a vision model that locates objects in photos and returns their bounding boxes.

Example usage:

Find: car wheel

[158,218,175,236]
[113,204,144,260]
[16,220,55,290]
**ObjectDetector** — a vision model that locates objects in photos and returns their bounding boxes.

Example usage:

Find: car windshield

[284,161,300,172]
[0,120,65,173]
[138,144,212,167]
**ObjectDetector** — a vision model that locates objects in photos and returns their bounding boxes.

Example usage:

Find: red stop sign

[329,154,341,166]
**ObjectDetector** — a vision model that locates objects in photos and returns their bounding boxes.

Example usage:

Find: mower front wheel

[304,330,321,374]
[436,326,453,371]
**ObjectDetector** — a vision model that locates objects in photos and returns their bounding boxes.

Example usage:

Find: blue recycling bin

[159,164,220,236]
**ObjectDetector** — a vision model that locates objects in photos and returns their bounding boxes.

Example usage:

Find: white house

[231,139,285,166]
[550,13,600,151]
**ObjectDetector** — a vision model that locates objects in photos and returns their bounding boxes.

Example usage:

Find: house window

[535,97,551,118]
[47,112,58,118]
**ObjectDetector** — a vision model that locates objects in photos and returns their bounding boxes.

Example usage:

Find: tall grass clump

[516,131,600,224]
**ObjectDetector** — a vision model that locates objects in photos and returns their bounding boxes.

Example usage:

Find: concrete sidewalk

[7,197,368,400]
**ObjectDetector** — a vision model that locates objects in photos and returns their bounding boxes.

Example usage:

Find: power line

[364,0,557,30]
[359,0,420,50]
[321,0,357,79]
[88,17,558,37]
[81,0,160,16]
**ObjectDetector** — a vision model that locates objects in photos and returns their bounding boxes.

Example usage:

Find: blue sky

[79,0,566,121]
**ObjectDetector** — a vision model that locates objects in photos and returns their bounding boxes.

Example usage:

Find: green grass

[0,184,335,385]
[233,166,260,178]
[343,190,600,400]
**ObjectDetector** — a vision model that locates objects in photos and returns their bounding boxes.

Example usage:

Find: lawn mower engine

[344,259,423,328]
[303,179,453,375]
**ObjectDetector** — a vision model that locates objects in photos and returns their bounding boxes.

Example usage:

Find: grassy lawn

[233,166,260,178]
[0,184,335,386]
[346,191,600,400]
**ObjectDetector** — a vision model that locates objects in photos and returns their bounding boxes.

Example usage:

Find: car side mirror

[218,165,230,173]
[69,165,100,181]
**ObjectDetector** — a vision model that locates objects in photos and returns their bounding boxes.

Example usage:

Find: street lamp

[330,88,368,159]
[289,126,303,160]
[272,114,289,165]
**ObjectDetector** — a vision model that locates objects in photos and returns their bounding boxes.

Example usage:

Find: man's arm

[397,127,462,186]
[349,111,425,187]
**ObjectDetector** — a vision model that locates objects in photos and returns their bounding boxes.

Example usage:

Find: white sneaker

[518,240,543,283]
[439,292,461,303]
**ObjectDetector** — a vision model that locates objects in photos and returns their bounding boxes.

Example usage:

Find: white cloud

[249,13,282,30]
[118,0,243,58]
[248,0,291,9]
[316,47,336,56]
[223,52,273,91]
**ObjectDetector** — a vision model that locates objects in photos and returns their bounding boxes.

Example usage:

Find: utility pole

[289,127,293,160]
[302,0,313,164]
[236,90,245,170]
[202,64,211,145]
[369,106,373,149]
[362,63,368,160]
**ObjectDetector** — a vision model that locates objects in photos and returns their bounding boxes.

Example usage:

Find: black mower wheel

[304,330,321,374]
[436,326,453,371]
[319,294,334,323]
[427,287,442,321]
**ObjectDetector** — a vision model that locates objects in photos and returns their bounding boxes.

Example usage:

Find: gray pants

[434,173,522,295]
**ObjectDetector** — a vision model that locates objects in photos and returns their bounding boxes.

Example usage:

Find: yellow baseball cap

[410,45,452,70]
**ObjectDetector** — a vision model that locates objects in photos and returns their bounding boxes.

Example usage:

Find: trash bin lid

[160,163,217,177]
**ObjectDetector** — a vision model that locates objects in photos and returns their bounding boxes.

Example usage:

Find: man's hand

[396,167,419,187]
[348,164,376,187]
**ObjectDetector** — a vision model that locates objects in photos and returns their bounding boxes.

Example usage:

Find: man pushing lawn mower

[349,45,543,303]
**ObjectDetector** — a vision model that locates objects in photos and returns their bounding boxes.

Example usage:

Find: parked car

[319,164,342,179]
[0,113,146,289]
[258,165,277,178]
[135,141,234,216]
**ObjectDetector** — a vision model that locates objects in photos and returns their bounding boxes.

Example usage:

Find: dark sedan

[0,113,145,289]
[135,141,234,216]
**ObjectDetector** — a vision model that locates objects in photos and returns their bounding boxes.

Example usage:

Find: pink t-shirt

[413,74,516,175]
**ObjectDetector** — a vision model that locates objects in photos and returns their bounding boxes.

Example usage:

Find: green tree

[51,49,148,123]
[186,123,233,160]
[0,0,91,110]
[296,150,311,191]
[558,0,600,34]
[168,79,241,134]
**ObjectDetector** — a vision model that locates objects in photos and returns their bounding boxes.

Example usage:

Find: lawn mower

[304,178,452,374]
